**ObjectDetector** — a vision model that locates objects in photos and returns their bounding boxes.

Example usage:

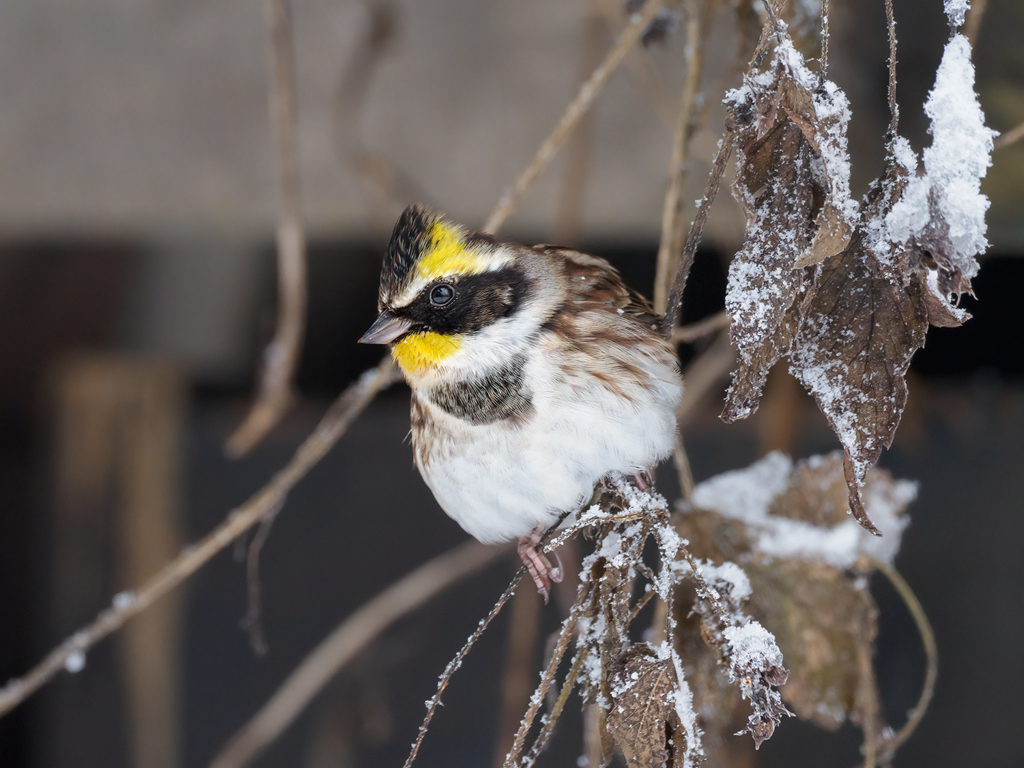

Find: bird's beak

[359,310,413,345]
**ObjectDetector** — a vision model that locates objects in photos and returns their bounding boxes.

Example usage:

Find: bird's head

[360,205,548,381]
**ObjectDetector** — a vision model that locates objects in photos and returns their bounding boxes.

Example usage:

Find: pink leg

[633,469,653,491]
[517,524,563,603]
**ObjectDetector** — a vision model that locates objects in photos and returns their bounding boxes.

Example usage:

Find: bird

[360,204,683,600]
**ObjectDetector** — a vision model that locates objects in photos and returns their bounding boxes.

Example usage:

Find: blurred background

[0,0,1022,766]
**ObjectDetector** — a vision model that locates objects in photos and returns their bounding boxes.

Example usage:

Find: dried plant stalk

[483,0,668,234]
[212,541,505,768]
[226,0,308,458]
[0,359,399,718]
[654,0,710,314]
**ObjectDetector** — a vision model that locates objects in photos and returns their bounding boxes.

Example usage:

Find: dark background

[1,0,1023,765]
[0,248,1021,767]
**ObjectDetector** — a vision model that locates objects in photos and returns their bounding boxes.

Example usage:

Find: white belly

[410,350,681,544]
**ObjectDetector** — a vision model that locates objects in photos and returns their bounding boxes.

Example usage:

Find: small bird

[360,205,683,599]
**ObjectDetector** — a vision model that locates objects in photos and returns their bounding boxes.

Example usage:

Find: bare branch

[820,0,830,77]
[884,0,899,139]
[502,596,585,767]
[226,0,308,457]
[482,0,668,234]
[994,119,1024,152]
[0,359,399,719]
[659,133,733,338]
[655,0,709,313]
[671,309,730,344]
[404,569,527,768]
[212,540,506,768]
[867,559,938,767]
[492,583,542,768]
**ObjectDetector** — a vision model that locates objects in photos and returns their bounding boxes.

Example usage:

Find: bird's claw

[518,525,562,603]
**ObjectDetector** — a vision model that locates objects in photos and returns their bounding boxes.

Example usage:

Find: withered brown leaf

[665,458,914,766]
[788,232,927,533]
[607,644,691,768]
[723,38,857,420]
[678,455,914,737]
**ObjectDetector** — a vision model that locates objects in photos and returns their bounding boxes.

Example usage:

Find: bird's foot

[517,524,563,603]
[633,469,654,491]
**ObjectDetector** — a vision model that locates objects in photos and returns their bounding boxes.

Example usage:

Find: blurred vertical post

[50,356,185,768]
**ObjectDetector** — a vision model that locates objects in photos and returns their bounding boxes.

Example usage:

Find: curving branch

[211,540,508,768]
[482,0,668,234]
[0,359,399,719]
[226,0,308,458]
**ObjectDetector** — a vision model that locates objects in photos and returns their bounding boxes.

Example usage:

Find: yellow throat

[391,332,462,375]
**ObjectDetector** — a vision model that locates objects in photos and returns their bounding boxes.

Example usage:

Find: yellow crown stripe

[391,331,462,374]
[414,221,486,281]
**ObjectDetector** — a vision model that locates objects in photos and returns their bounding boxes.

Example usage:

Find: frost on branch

[672,453,917,764]
[721,21,993,532]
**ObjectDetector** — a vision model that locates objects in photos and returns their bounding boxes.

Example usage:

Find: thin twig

[520,649,588,768]
[820,0,830,78]
[659,134,733,338]
[884,0,899,140]
[212,540,506,768]
[675,329,737,426]
[403,568,527,768]
[241,498,286,656]
[654,0,708,314]
[866,559,938,766]
[0,358,399,719]
[503,594,586,767]
[671,309,730,344]
[672,436,695,502]
[482,0,668,234]
[994,119,1024,152]
[551,0,605,246]
[226,0,308,458]
[964,0,989,45]
[492,579,543,768]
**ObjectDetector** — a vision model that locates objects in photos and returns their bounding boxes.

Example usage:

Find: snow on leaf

[885,34,994,300]
[720,20,991,533]
[944,0,971,28]
[677,454,916,736]
[788,232,927,532]
[722,32,858,422]
[721,622,790,749]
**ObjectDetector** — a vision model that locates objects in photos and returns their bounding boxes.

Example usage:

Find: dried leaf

[676,455,917,741]
[722,36,858,420]
[743,559,877,730]
[788,234,926,532]
[608,644,690,768]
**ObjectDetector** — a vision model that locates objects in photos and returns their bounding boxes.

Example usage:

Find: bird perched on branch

[360,205,683,600]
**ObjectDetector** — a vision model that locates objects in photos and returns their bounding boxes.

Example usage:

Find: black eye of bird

[429,283,455,307]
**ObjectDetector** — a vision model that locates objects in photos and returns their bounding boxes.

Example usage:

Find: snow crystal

[112,591,135,611]
[945,0,970,27]
[884,35,994,278]
[723,622,784,672]
[699,561,752,603]
[690,452,792,524]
